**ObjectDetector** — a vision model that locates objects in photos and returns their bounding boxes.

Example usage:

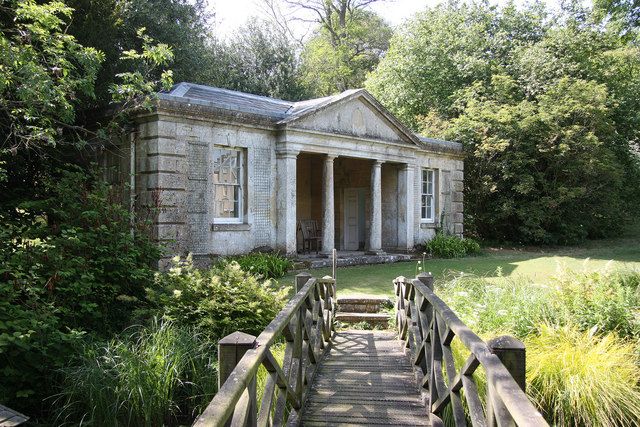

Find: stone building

[107,83,464,266]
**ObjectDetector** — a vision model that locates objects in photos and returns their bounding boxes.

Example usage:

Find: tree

[300,9,391,95]
[0,0,103,151]
[366,1,547,128]
[219,19,308,100]
[267,0,392,95]
[445,75,626,243]
[367,1,640,243]
[67,0,212,105]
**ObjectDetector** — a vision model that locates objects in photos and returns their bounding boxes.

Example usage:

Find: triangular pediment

[278,90,420,145]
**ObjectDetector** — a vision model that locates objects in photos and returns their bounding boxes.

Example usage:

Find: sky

[209,0,562,39]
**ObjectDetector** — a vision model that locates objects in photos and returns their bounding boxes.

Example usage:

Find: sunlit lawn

[283,225,640,297]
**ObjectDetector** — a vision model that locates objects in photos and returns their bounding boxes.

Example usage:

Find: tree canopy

[367,1,640,244]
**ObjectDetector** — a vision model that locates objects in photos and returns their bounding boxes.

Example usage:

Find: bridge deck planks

[301,330,430,426]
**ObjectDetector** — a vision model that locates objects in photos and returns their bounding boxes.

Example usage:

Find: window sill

[211,223,251,232]
[420,222,438,229]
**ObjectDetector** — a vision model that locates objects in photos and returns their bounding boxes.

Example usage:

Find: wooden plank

[301,330,431,427]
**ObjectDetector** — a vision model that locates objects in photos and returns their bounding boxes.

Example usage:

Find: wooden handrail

[394,273,548,427]
[194,273,336,427]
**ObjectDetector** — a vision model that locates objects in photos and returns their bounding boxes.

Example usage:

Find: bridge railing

[394,273,548,427]
[194,273,336,427]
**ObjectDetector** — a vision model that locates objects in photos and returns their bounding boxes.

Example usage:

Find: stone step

[335,312,390,328]
[337,296,392,313]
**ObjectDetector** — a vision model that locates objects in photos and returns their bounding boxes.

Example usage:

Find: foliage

[438,275,555,338]
[446,75,627,244]
[367,2,640,244]
[67,0,211,105]
[149,256,290,341]
[526,324,640,426]
[366,2,548,128]
[551,268,640,338]
[300,9,392,96]
[0,0,104,150]
[0,166,160,415]
[425,232,481,258]
[225,251,294,280]
[55,320,217,426]
[220,19,308,100]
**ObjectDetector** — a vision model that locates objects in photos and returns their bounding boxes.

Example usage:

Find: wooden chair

[298,220,322,254]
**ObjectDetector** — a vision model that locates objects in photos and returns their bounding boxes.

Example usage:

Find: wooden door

[343,188,359,250]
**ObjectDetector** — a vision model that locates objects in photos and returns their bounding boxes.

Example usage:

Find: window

[421,169,436,222]
[213,147,244,223]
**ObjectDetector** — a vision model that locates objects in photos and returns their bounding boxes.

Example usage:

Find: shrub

[438,276,555,338]
[55,320,217,426]
[0,166,159,415]
[552,269,640,338]
[149,255,290,341]
[425,232,481,258]
[526,324,640,426]
[224,252,294,280]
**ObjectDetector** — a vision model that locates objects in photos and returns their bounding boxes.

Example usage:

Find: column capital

[325,154,338,162]
[401,163,415,171]
[276,149,299,159]
[372,159,384,167]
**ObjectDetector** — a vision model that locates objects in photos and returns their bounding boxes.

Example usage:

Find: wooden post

[417,272,434,290]
[218,331,257,427]
[486,335,526,427]
[332,248,337,282]
[296,272,312,293]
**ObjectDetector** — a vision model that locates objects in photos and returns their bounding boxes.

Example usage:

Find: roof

[159,83,461,151]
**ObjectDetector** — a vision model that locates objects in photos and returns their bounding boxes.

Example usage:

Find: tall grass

[437,268,640,426]
[54,320,217,426]
[526,324,640,427]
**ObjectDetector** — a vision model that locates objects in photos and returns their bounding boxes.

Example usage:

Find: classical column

[397,164,415,252]
[276,150,298,255]
[367,160,384,254]
[321,154,336,255]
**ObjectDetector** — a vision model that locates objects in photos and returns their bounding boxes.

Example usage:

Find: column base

[318,251,333,258]
[365,249,386,256]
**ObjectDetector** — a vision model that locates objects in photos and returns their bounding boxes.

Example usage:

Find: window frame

[212,147,245,224]
[421,168,436,223]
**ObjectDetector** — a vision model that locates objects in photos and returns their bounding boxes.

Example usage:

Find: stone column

[321,155,336,255]
[367,160,384,255]
[276,150,298,255]
[397,164,415,252]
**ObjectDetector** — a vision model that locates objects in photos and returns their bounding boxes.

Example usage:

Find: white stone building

[107,83,464,265]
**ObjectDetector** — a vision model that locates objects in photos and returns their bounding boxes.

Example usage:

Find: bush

[526,324,640,426]
[55,320,217,426]
[438,276,555,338]
[149,255,290,341]
[425,232,481,258]
[552,269,640,338]
[224,252,294,280]
[0,166,159,416]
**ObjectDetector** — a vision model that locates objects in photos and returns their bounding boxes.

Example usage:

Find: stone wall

[135,114,278,267]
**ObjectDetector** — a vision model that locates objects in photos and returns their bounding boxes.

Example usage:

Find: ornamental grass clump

[526,324,640,427]
[55,320,217,426]
[223,252,294,279]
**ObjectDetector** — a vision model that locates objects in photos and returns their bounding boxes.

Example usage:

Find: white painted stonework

[113,84,464,267]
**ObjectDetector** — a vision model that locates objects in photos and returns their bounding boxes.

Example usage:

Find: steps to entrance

[335,296,392,328]
[302,330,430,426]
[298,253,412,269]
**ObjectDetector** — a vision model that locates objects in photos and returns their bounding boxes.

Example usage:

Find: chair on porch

[298,220,322,254]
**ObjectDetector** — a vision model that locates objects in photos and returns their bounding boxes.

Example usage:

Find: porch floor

[295,251,412,269]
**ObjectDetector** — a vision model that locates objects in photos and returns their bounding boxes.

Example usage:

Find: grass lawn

[283,225,640,296]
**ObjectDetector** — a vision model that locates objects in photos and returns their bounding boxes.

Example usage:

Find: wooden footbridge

[194,273,548,427]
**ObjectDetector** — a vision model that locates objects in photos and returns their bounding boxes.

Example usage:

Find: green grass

[283,226,640,296]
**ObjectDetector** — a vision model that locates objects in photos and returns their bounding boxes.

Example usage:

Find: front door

[343,188,359,250]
